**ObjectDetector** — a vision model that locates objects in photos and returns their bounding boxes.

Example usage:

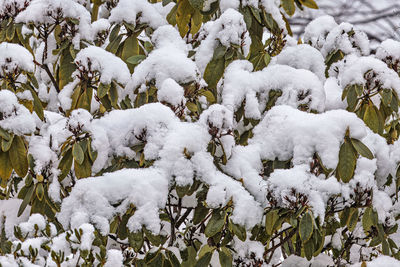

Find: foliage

[0,0,399,266]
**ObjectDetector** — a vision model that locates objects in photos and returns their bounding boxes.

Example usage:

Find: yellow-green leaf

[201,90,216,103]
[0,149,12,182]
[350,138,373,160]
[72,143,84,165]
[265,210,279,236]
[36,183,44,201]
[9,136,28,178]
[74,155,92,179]
[176,0,195,37]
[299,0,318,9]
[186,102,198,113]
[122,33,140,62]
[281,0,295,16]
[363,102,379,133]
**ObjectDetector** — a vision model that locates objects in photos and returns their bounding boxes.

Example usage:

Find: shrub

[0,0,399,266]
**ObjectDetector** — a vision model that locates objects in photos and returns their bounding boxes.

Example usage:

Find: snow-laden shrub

[0,0,399,266]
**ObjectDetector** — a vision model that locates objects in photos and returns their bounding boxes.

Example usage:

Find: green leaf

[303,239,314,261]
[204,210,225,237]
[109,82,119,108]
[382,239,390,255]
[122,33,140,63]
[346,85,358,112]
[337,138,357,183]
[58,148,73,181]
[72,143,84,165]
[74,155,92,179]
[0,128,11,141]
[193,203,208,225]
[126,55,146,65]
[18,184,34,217]
[188,0,204,10]
[198,245,213,259]
[195,252,212,267]
[347,208,358,232]
[167,251,181,267]
[299,212,313,242]
[9,136,28,178]
[265,210,279,236]
[97,83,110,99]
[204,56,225,88]
[219,247,233,267]
[263,53,271,67]
[391,91,399,112]
[231,222,246,242]
[350,138,373,160]
[128,230,144,252]
[144,228,162,246]
[380,89,392,107]
[281,0,295,16]
[362,207,373,232]
[1,134,13,152]
[59,47,75,90]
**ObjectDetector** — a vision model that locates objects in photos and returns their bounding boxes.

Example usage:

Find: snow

[2,0,400,266]
[158,78,185,106]
[109,0,167,29]
[104,249,123,267]
[334,55,400,96]
[0,42,34,74]
[74,46,130,85]
[0,0,30,18]
[350,256,400,267]
[272,44,326,82]
[0,90,36,135]
[19,214,46,236]
[57,168,169,234]
[0,199,30,238]
[324,77,347,110]
[195,9,251,74]
[15,0,92,44]
[221,60,326,119]
[304,15,338,50]
[127,25,199,95]
[321,22,370,57]
[260,0,288,33]
[376,39,400,62]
